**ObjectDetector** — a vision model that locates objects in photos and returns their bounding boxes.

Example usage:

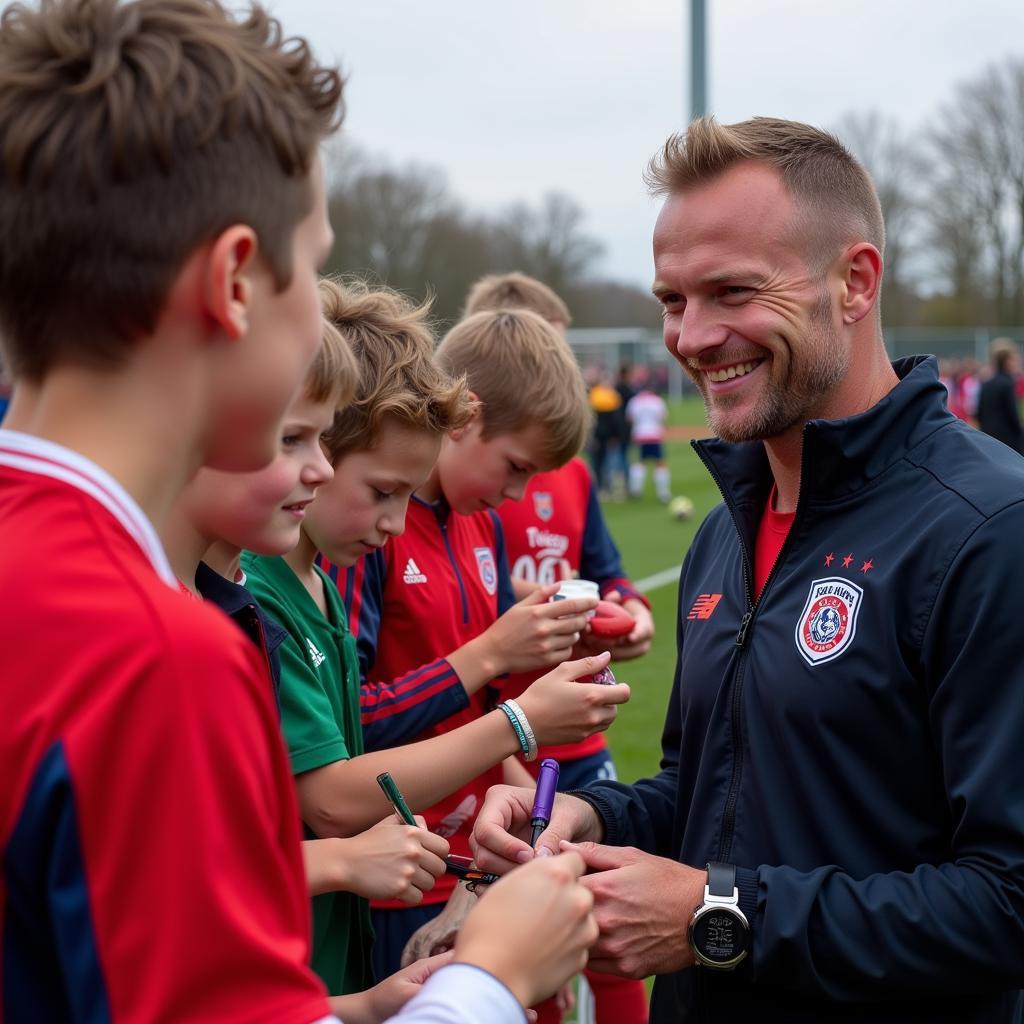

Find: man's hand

[471,785,604,873]
[401,882,477,967]
[561,840,705,979]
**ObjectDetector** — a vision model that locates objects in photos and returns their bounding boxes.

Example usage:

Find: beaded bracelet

[497,701,530,757]
[502,698,539,762]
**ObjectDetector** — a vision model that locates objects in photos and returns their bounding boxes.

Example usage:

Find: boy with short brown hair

[0,0,344,1018]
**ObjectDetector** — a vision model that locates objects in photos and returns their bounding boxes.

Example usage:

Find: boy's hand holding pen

[377,771,501,891]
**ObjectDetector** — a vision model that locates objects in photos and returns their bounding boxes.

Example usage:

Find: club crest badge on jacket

[795,577,863,665]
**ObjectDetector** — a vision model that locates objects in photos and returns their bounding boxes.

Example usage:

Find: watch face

[691,907,749,966]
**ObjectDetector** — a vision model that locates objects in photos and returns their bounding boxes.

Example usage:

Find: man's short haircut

[319,278,473,463]
[645,117,885,272]
[304,313,358,411]
[435,309,590,469]
[0,0,344,382]
[463,272,572,328]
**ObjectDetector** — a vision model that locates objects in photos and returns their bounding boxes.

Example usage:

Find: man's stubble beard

[697,295,848,443]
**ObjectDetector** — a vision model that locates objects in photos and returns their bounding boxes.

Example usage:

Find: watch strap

[707,861,736,899]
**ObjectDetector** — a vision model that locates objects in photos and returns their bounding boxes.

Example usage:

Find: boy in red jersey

[0,0,343,1019]
[334,306,631,980]
[461,273,653,1024]
[0,3,604,1022]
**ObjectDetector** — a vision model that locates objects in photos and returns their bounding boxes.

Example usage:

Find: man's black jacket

[583,357,1024,1022]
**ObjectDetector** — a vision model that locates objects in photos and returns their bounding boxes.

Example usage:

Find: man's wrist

[688,862,752,970]
[562,791,606,843]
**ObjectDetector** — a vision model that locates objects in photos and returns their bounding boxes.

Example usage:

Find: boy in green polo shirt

[242,280,471,993]
[243,552,380,994]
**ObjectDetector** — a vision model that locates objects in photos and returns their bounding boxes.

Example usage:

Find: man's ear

[204,225,259,340]
[449,391,481,441]
[839,242,882,325]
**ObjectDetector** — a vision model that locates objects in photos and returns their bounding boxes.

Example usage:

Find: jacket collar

[694,355,954,516]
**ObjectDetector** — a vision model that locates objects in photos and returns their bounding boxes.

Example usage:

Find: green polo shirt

[242,553,374,996]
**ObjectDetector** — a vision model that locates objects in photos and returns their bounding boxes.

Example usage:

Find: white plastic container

[550,578,599,618]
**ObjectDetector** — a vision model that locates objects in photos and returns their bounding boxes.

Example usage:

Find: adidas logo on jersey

[403,558,428,584]
[306,638,326,667]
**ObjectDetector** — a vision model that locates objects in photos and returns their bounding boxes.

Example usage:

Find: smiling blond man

[473,116,1024,1024]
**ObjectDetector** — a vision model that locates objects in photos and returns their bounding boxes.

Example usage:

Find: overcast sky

[273,0,1024,288]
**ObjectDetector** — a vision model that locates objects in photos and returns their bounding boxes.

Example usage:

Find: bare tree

[834,111,928,324]
[490,192,605,298]
[324,146,607,322]
[928,58,1024,324]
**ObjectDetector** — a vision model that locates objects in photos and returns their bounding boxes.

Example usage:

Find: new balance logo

[306,638,326,667]
[687,593,722,620]
[403,558,428,584]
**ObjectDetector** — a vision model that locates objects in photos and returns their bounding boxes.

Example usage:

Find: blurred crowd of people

[584,364,672,502]
[939,338,1024,453]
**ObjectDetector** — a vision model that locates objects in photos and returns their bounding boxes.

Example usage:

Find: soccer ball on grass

[668,495,695,521]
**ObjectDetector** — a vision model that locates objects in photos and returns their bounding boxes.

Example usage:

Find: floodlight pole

[690,0,707,120]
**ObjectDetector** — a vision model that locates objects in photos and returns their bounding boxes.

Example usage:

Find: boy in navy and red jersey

[0,4,605,1023]
[337,308,631,979]
[463,273,653,1024]
[498,459,652,771]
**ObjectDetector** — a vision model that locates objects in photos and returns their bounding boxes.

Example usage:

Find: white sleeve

[388,963,526,1024]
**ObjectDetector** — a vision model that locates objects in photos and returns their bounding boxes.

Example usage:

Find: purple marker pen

[530,758,561,848]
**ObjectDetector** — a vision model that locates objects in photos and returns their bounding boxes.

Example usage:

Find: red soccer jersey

[497,457,644,763]
[344,496,514,908]
[0,432,327,1023]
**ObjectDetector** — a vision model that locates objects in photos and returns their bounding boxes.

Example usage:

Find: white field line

[634,564,682,594]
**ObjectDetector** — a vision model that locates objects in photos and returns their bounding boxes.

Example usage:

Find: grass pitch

[599,396,720,784]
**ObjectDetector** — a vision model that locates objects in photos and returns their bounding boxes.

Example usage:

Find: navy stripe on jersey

[360,659,469,750]
[4,740,111,1023]
[343,551,469,749]
[487,510,516,616]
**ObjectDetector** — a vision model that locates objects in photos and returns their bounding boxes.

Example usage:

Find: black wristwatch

[688,862,750,969]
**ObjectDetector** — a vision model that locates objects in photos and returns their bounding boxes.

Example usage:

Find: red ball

[588,599,635,638]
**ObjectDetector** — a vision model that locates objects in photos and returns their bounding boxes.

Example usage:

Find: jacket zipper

[439,520,470,625]
[693,442,807,863]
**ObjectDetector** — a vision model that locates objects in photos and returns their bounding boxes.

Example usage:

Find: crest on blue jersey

[474,546,497,596]
[794,577,863,666]
[533,491,554,522]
